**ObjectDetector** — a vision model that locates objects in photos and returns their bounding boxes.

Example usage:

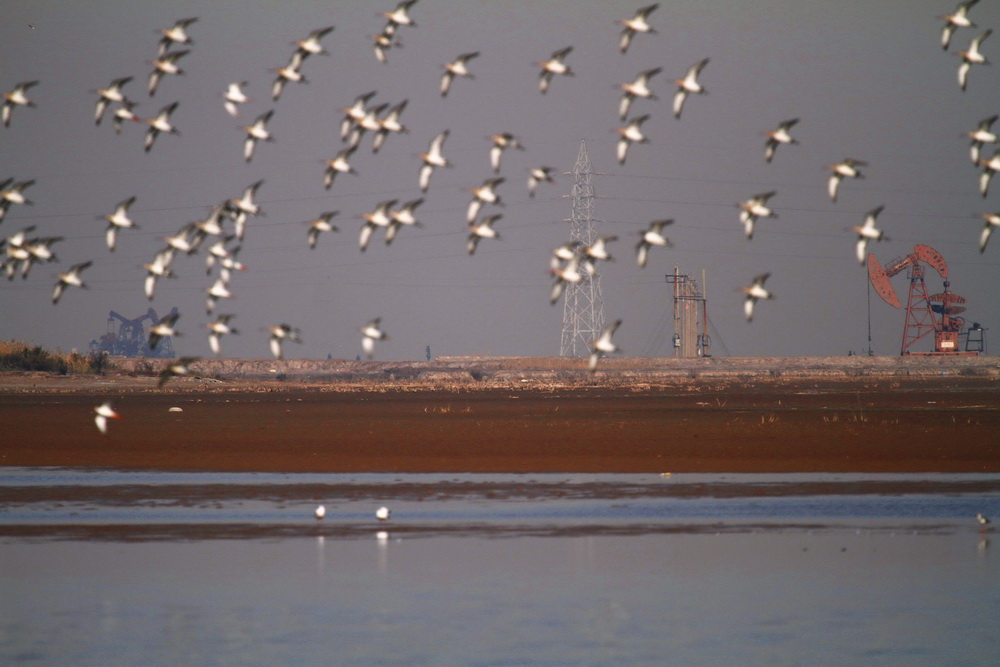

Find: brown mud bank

[2,356,998,473]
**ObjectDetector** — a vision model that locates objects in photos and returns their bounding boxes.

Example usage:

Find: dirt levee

[2,356,998,473]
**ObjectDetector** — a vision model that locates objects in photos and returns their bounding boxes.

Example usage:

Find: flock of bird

[0,2,998,434]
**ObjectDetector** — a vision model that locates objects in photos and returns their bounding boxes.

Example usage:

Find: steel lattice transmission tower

[560,140,606,356]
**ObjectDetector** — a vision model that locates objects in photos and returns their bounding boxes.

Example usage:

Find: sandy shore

[2,363,998,473]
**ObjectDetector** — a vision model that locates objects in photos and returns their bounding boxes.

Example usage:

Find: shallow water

[2,469,999,665]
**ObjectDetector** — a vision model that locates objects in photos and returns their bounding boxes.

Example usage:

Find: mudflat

[2,371,998,473]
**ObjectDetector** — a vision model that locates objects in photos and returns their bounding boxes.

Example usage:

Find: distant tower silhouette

[560,140,606,356]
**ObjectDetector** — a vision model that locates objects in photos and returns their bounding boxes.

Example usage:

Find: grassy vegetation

[0,340,112,375]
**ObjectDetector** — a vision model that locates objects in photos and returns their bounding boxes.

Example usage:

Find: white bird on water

[315,505,326,520]
[376,506,391,521]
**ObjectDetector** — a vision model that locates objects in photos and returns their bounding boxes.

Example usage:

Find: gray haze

[1,0,997,360]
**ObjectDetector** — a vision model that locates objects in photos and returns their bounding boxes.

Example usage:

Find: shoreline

[3,359,999,474]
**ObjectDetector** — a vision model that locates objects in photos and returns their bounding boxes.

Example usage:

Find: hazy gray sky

[1,1,997,360]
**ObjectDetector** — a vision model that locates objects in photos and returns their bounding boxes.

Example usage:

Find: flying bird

[158,356,199,387]
[227,180,264,239]
[940,1,978,51]
[618,67,660,120]
[207,314,239,356]
[52,261,92,304]
[294,26,334,58]
[272,51,307,101]
[616,114,649,165]
[741,273,774,322]
[764,118,799,163]
[148,49,188,96]
[94,76,132,125]
[102,195,138,251]
[467,177,504,222]
[537,46,574,94]
[589,319,622,372]
[528,166,556,197]
[359,199,397,251]
[978,212,1000,253]
[0,178,36,222]
[149,311,181,351]
[306,211,340,249]
[205,276,234,313]
[635,219,673,268]
[827,158,866,202]
[144,101,180,152]
[672,58,709,119]
[361,318,389,359]
[242,109,274,162]
[2,80,39,127]
[441,52,479,97]
[852,205,888,265]
[323,146,358,189]
[373,99,408,153]
[467,214,502,255]
[223,81,249,117]
[582,235,617,274]
[143,248,175,300]
[738,191,777,240]
[967,114,997,165]
[111,100,141,134]
[371,29,400,64]
[382,0,418,28]
[267,323,302,360]
[94,401,121,435]
[617,4,658,54]
[158,17,197,56]
[956,29,991,91]
[550,255,584,304]
[386,198,423,245]
[489,133,524,173]
[978,151,1000,197]
[419,130,451,192]
[340,90,377,140]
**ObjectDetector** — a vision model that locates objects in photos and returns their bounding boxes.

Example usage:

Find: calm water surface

[2,469,999,665]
